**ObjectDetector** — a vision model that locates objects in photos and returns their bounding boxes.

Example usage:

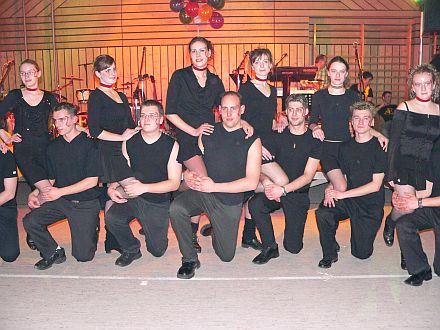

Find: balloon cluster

[170,0,226,29]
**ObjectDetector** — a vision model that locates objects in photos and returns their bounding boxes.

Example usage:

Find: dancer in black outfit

[316,102,386,268]
[105,100,181,267]
[87,54,140,254]
[249,94,321,264]
[309,56,387,192]
[0,59,58,250]
[383,64,440,265]
[24,103,102,270]
[169,91,261,279]
[0,150,18,262]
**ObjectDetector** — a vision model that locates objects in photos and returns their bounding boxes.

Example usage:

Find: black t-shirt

[239,81,277,138]
[377,104,397,122]
[166,66,225,134]
[309,89,359,142]
[0,89,58,142]
[46,132,103,201]
[265,129,321,193]
[202,122,257,205]
[338,137,386,206]
[0,151,17,208]
[126,132,176,203]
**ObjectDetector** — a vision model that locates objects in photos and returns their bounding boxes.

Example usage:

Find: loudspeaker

[424,0,440,34]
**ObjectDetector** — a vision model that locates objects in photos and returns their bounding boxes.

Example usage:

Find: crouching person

[105,100,181,267]
[23,103,102,270]
[170,91,261,279]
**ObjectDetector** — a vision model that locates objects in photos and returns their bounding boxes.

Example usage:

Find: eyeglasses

[139,113,159,121]
[52,116,71,125]
[20,70,37,77]
[413,81,433,88]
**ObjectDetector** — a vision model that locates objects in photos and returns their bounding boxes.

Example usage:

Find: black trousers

[105,197,169,256]
[23,198,100,261]
[0,207,19,262]
[397,208,440,276]
[249,192,309,253]
[315,199,383,260]
[170,190,242,263]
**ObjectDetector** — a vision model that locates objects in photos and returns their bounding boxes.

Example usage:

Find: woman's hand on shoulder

[311,126,325,141]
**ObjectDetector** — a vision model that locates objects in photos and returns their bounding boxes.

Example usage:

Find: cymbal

[121,81,134,86]
[78,62,93,66]
[61,76,83,81]
[115,87,129,91]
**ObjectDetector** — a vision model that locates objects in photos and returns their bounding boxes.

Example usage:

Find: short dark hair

[362,71,374,80]
[350,101,375,118]
[93,54,115,73]
[250,48,273,66]
[382,91,392,98]
[285,94,308,110]
[315,54,327,64]
[220,91,242,105]
[53,102,78,116]
[141,99,164,116]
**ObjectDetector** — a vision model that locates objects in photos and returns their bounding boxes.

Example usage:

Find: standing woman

[237,48,288,249]
[165,37,225,251]
[87,54,140,253]
[0,59,58,250]
[309,56,387,192]
[383,64,440,248]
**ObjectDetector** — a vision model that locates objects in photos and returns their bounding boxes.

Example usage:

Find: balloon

[169,0,184,12]
[209,11,224,29]
[185,2,200,18]
[179,8,193,24]
[199,4,213,21]
[193,16,202,25]
[208,0,225,10]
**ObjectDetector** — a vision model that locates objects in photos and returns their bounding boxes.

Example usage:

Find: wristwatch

[281,186,287,197]
[418,198,423,209]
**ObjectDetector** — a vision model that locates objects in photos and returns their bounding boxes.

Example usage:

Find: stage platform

[1,186,438,329]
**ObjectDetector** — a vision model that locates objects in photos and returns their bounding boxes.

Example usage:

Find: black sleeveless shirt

[202,123,257,205]
[126,132,175,203]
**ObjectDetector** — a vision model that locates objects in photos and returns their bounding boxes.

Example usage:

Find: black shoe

[401,252,407,271]
[383,215,395,247]
[252,245,280,265]
[115,250,142,267]
[404,268,432,286]
[177,260,200,279]
[139,228,145,235]
[192,233,202,253]
[241,237,263,251]
[200,224,213,237]
[318,257,338,269]
[34,247,66,270]
[26,234,38,251]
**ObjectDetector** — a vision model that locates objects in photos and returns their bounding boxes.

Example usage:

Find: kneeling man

[24,103,102,270]
[170,91,261,279]
[248,94,321,264]
[315,101,386,268]
[105,100,181,267]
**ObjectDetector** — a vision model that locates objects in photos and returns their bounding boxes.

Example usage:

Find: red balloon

[209,11,224,29]
[199,4,213,21]
[185,2,200,18]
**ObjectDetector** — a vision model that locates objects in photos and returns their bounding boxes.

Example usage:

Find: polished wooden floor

[0,186,438,329]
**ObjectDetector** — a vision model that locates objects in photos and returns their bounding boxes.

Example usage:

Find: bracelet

[281,186,287,197]
[418,198,423,209]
